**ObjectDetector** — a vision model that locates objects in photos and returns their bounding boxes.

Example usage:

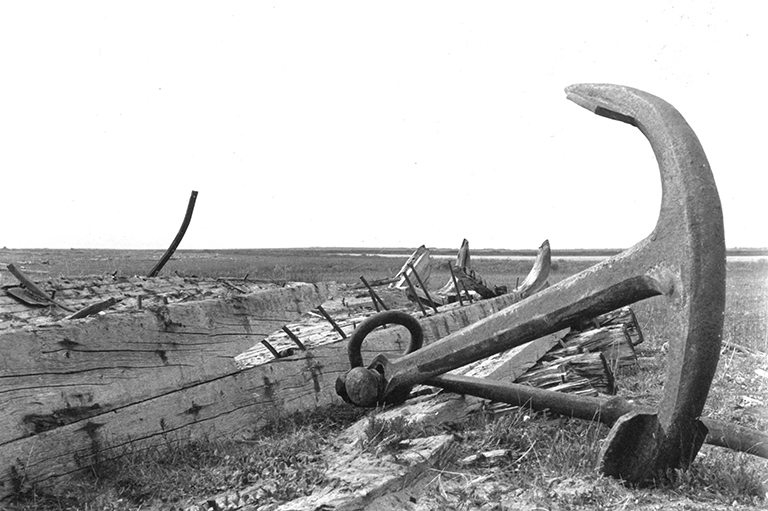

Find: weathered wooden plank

[0,287,529,499]
[0,282,328,446]
[275,435,454,511]
[1,274,300,331]
[271,329,567,510]
[390,245,431,290]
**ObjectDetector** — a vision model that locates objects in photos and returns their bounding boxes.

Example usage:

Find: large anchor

[336,84,732,484]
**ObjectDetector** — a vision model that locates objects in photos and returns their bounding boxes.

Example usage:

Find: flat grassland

[2,248,767,510]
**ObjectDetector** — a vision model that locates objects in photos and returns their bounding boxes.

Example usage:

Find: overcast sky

[1,2,765,250]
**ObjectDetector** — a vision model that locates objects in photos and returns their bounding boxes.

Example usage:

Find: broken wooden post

[147,190,198,277]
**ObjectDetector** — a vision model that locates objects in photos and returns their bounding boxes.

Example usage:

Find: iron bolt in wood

[336,83,729,484]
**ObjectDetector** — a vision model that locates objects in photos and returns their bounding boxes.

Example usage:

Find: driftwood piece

[147,190,198,277]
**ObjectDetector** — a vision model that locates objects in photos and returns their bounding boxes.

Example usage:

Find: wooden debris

[6,263,75,312]
[436,240,503,301]
[515,352,615,395]
[545,324,637,377]
[274,435,454,511]
[436,238,471,297]
[514,239,551,298]
[450,265,500,299]
[272,329,568,510]
[65,297,120,320]
[573,306,644,346]
[391,245,431,290]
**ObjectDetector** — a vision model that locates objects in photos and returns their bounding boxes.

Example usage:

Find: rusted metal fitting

[335,310,423,406]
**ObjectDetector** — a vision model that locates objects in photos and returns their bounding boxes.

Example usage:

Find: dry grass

[2,249,767,510]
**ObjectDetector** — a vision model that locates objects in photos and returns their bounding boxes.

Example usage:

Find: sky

[1,2,765,250]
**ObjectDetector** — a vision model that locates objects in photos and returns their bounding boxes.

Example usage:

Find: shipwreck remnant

[337,83,732,484]
[147,189,198,277]
[0,275,329,499]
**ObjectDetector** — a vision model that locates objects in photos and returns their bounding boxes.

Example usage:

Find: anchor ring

[336,310,424,406]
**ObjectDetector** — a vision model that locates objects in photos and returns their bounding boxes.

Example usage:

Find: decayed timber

[390,245,432,290]
[437,239,552,302]
[0,285,532,498]
[270,329,568,511]
[544,324,638,376]
[514,239,551,297]
[450,266,500,299]
[0,278,329,498]
[573,306,644,346]
[436,238,471,297]
[515,352,616,395]
[267,304,640,509]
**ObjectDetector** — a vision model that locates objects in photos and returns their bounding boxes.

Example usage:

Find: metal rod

[148,190,198,277]
[402,272,428,316]
[428,373,768,459]
[447,262,464,306]
[409,264,439,314]
[282,326,306,351]
[460,281,474,303]
[360,275,389,311]
[260,339,282,359]
[317,305,347,339]
[369,291,381,312]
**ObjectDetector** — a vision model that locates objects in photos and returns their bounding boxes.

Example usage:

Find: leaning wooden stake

[148,190,198,277]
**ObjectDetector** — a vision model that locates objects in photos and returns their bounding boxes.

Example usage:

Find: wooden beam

[0,286,529,498]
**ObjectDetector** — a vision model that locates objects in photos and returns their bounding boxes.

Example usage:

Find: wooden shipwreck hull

[0,275,330,498]
[0,274,539,498]
[0,243,558,498]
